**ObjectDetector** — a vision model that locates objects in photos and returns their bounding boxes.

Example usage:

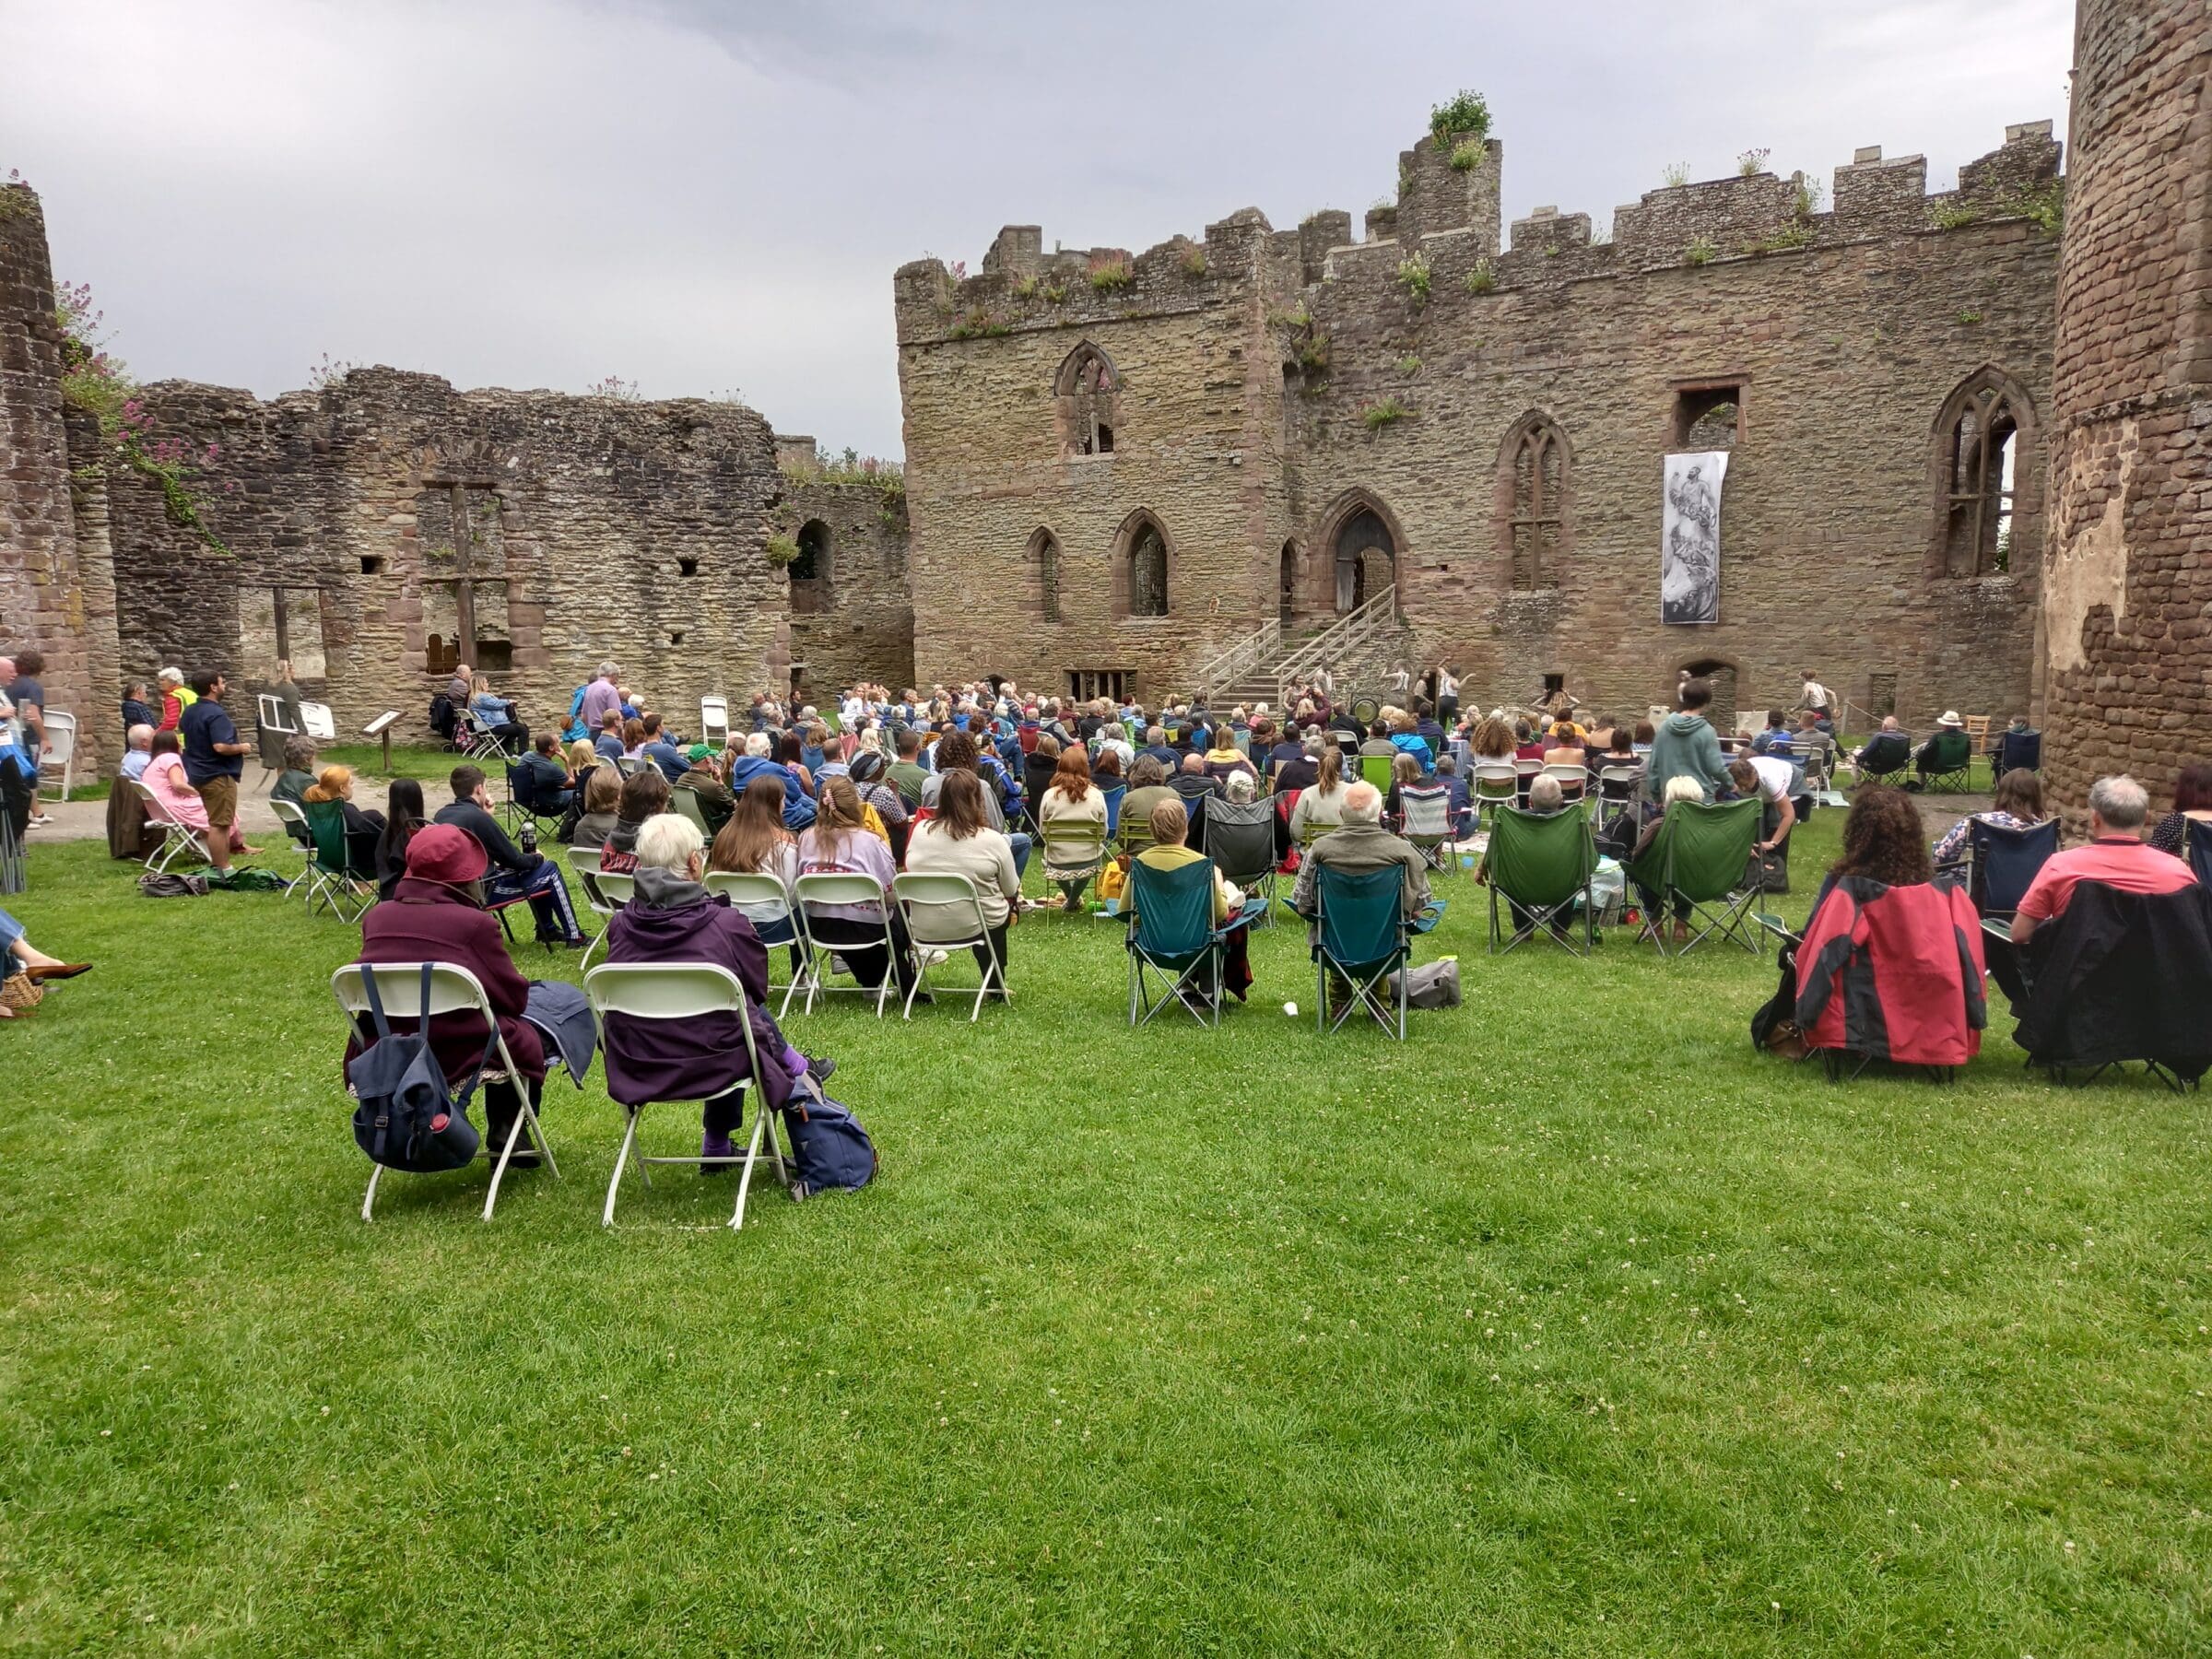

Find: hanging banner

[1661,451,1727,625]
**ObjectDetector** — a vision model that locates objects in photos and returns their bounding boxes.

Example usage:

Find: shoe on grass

[700,1129,737,1173]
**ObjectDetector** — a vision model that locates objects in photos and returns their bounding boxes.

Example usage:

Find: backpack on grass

[347,963,489,1172]
[780,1080,876,1198]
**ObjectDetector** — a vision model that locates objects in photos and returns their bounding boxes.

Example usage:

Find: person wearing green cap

[675,747,736,834]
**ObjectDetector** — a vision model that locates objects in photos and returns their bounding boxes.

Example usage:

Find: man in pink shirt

[2011,775,2196,947]
[578,660,623,733]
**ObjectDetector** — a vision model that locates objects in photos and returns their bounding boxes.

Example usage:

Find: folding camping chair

[699,695,730,747]
[458,708,519,766]
[584,961,791,1230]
[1312,863,1414,1039]
[1918,728,1974,793]
[1853,734,1911,787]
[791,872,898,1017]
[330,961,561,1222]
[132,778,213,877]
[1486,803,1597,955]
[1203,795,1279,925]
[1358,753,1396,795]
[1041,813,1110,911]
[893,871,1009,1021]
[1100,782,1128,841]
[702,869,806,1015]
[502,761,570,839]
[1964,817,2061,923]
[1627,796,1764,958]
[1124,853,1254,1028]
[301,798,377,921]
[1398,781,1456,871]
[2187,818,2212,889]
[1996,728,2041,775]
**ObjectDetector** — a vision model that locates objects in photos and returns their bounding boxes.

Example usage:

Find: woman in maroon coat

[603,813,830,1164]
[345,824,549,1160]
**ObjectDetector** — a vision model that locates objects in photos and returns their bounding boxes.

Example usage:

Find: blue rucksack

[781,1081,876,1198]
[347,963,488,1172]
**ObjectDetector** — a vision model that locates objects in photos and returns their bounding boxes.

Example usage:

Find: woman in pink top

[142,731,247,852]
[795,776,916,1002]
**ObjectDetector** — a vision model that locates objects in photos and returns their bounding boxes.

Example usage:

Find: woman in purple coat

[346,824,549,1163]
[603,812,833,1164]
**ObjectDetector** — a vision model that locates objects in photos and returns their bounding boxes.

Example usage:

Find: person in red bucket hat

[341,824,552,1166]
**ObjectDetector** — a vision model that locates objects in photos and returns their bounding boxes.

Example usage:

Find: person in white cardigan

[903,770,1020,990]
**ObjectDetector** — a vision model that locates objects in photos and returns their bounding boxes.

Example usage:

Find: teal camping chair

[1312,863,1412,1039]
[301,797,376,922]
[1627,795,1763,958]
[1124,854,1255,1028]
[1918,727,1973,793]
[1486,804,1596,955]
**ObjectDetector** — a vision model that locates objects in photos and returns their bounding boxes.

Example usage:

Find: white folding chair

[1541,760,1590,806]
[568,846,631,970]
[892,871,1008,1021]
[271,797,327,905]
[299,701,337,742]
[615,756,648,779]
[700,696,730,747]
[1471,763,1519,827]
[703,869,806,1018]
[36,710,77,801]
[792,872,898,1017]
[330,961,560,1222]
[584,962,788,1230]
[254,694,298,793]
[133,779,212,877]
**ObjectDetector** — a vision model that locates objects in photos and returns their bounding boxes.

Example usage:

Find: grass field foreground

[2,810,2207,1654]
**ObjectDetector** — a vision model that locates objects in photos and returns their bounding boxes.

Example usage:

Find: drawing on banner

[1661,451,1727,625]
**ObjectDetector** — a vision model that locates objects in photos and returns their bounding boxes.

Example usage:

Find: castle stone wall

[898,126,2063,726]
[1,184,121,771]
[2042,0,2212,814]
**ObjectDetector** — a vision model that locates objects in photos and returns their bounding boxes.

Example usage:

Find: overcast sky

[3,0,2073,459]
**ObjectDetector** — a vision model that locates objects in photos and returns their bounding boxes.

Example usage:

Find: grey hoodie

[1644,711,1733,803]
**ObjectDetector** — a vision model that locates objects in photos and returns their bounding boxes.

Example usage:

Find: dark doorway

[1278,542,1298,627]
[1332,507,1395,613]
[1683,659,1738,728]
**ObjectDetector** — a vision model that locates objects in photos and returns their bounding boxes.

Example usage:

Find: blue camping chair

[1312,864,1413,1040]
[1966,817,2061,921]
[1995,728,2041,774]
[1101,782,1129,841]
[2184,818,2212,888]
[1124,854,1258,1028]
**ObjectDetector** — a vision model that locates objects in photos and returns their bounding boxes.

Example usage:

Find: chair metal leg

[603,1106,642,1227]
[731,1104,770,1230]
[482,1111,529,1221]
[361,1163,382,1223]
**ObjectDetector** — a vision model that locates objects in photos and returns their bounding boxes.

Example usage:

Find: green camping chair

[1486,804,1596,956]
[301,798,375,922]
[1124,854,1253,1028]
[1312,863,1412,1039]
[1627,796,1763,958]
[1358,753,1395,794]
[1917,727,1973,792]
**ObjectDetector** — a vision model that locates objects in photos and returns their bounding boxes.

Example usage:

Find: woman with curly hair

[1813,784,1932,916]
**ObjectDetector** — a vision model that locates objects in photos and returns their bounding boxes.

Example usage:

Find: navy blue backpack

[781,1081,876,1198]
[348,964,488,1172]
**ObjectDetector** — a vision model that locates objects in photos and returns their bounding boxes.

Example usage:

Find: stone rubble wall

[0,184,121,773]
[2041,0,2212,817]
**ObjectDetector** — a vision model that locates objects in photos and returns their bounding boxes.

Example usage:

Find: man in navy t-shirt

[177,670,254,870]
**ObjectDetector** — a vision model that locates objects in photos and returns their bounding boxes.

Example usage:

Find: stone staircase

[1197,587,1410,711]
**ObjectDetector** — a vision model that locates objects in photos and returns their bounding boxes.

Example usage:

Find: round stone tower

[2041,0,2212,813]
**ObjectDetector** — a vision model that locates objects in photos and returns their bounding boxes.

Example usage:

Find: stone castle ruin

[4,0,2207,799]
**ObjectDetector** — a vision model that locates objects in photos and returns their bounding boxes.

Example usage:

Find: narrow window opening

[359,555,384,576]
[669,631,685,646]
[1673,384,1743,450]
[678,556,699,578]
[1508,420,1567,589]
[1066,669,1130,702]
[1096,423,1114,453]
[1943,385,2019,576]
[1127,523,1169,617]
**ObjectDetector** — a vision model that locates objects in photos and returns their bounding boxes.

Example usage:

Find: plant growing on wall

[1179,244,1207,277]
[308,351,357,391]
[1931,200,1981,230]
[53,278,232,555]
[1088,254,1134,291]
[1464,257,1498,295]
[1661,162,1691,188]
[1361,395,1411,430]
[1684,235,1718,266]
[1014,275,1040,298]
[1396,252,1432,303]
[586,375,642,400]
[1737,147,1771,177]
[1449,139,1484,173]
[947,307,1012,339]
[1041,282,1067,304]
[1429,89,1490,147]
[764,532,802,568]
[1396,354,1421,376]
[2005,180,2065,233]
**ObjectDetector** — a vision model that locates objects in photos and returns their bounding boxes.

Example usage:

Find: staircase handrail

[1194,617,1282,702]
[1269,584,1398,691]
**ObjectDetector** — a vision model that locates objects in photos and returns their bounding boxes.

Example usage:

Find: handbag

[1,972,43,1014]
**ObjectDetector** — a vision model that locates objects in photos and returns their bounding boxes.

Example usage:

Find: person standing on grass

[177,671,257,870]
[5,651,52,829]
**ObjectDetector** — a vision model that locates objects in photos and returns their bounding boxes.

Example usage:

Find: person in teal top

[1642,677,1735,804]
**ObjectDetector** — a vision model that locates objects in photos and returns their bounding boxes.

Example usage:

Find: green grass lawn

[3,811,2206,1655]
